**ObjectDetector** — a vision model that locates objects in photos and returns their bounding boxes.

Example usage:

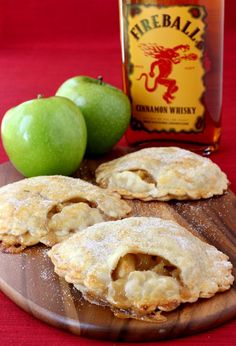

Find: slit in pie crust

[95,147,229,201]
[48,217,234,322]
[0,175,131,252]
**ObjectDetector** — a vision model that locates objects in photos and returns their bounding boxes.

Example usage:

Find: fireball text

[130,14,202,45]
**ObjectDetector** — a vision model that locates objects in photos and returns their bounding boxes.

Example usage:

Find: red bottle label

[127,4,206,133]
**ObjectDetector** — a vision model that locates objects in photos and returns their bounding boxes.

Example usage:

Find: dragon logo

[137,44,198,104]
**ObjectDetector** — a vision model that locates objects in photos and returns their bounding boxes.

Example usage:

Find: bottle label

[127,4,206,133]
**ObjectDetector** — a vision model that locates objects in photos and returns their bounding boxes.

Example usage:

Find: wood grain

[0,160,235,342]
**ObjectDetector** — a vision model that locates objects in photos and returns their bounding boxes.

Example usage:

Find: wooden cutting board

[0,156,236,342]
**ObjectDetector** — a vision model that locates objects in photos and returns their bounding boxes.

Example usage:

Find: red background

[0,0,235,345]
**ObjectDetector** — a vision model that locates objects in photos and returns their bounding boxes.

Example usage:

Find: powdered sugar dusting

[96,147,228,201]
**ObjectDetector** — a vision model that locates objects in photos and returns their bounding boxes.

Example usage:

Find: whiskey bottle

[119,0,224,155]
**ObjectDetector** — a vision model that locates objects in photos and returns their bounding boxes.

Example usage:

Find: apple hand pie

[0,176,131,252]
[95,147,229,201]
[48,217,234,322]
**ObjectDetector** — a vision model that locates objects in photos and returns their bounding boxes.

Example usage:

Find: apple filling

[108,253,182,316]
[109,169,156,194]
[133,170,156,185]
[45,199,104,245]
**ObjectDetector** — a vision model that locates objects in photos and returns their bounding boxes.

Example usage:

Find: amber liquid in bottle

[119,0,224,155]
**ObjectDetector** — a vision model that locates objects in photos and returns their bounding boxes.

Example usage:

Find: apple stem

[37,94,44,99]
[97,76,103,85]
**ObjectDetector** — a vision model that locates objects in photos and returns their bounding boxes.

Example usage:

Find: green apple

[56,76,131,155]
[1,96,87,177]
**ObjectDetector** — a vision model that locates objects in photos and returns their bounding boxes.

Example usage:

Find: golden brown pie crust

[0,175,131,252]
[48,217,234,322]
[95,147,229,201]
